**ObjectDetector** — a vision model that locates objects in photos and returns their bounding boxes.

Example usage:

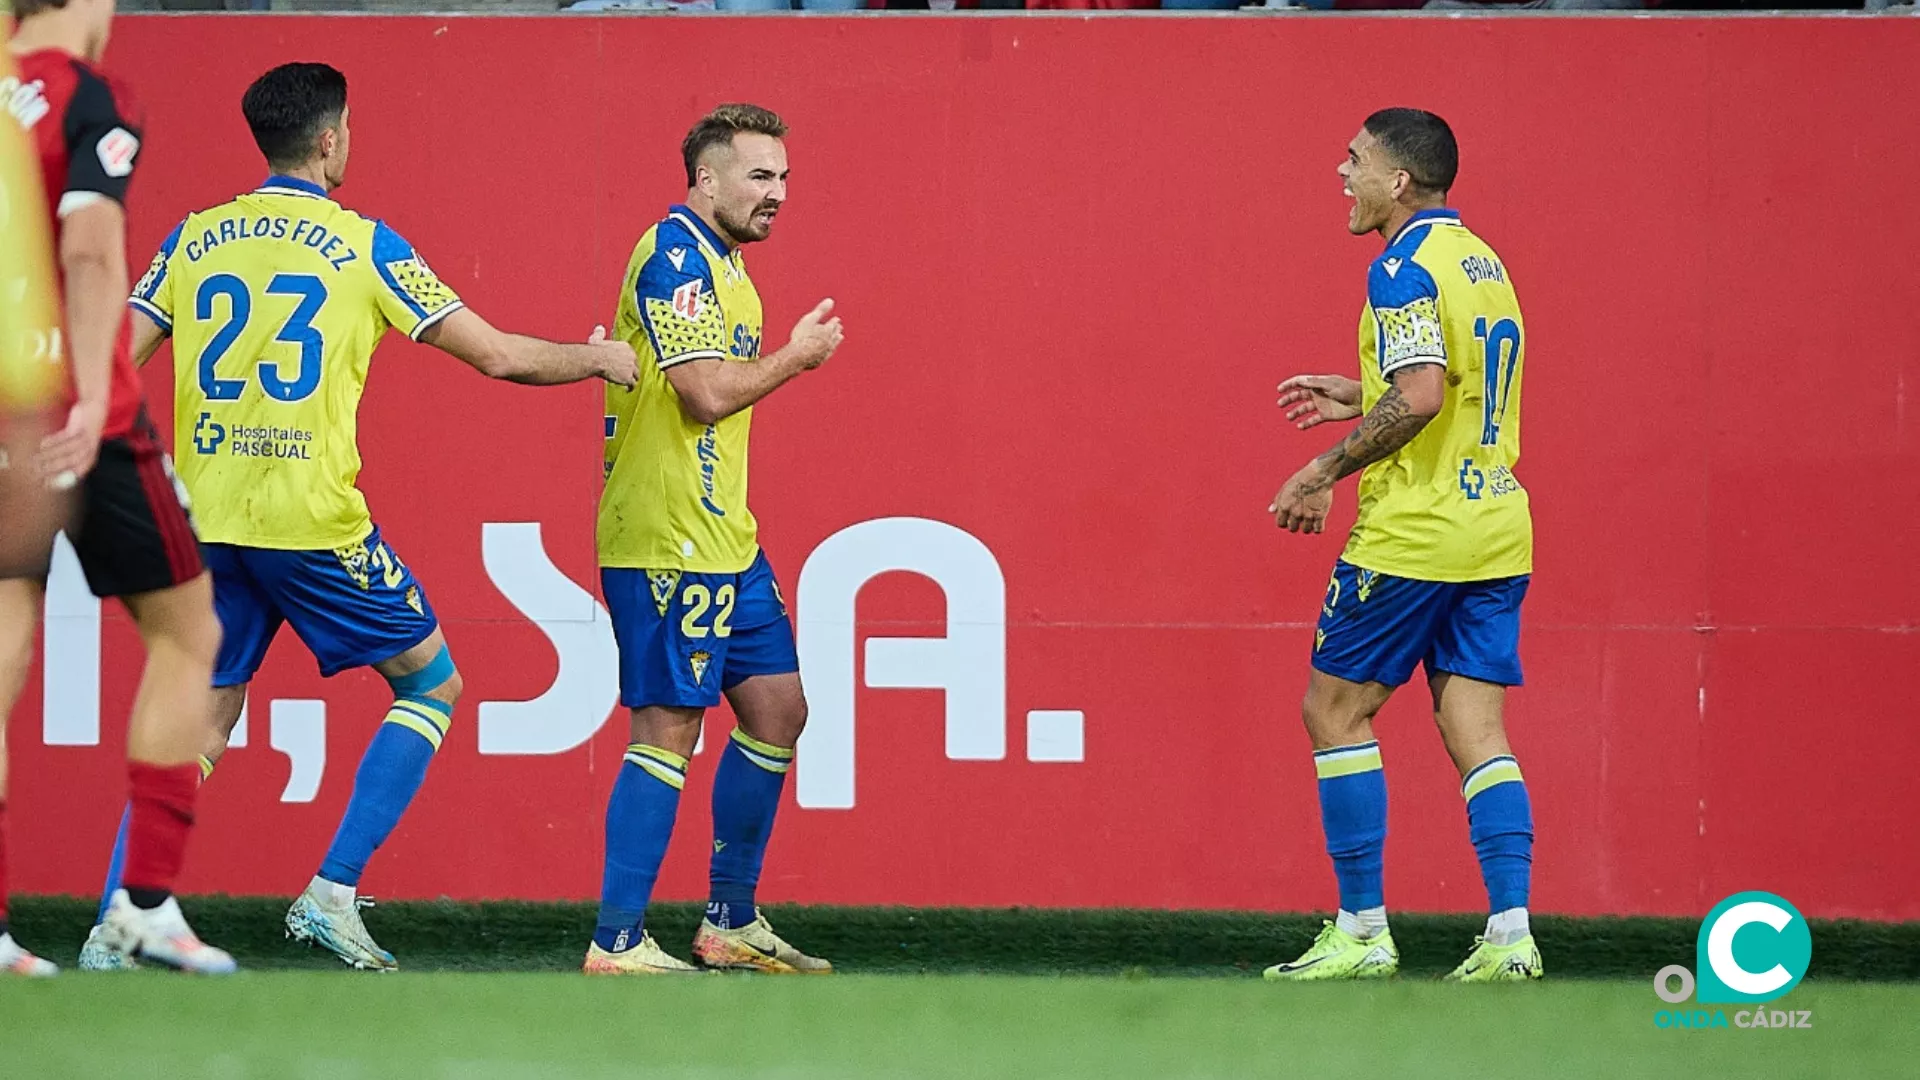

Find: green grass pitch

[5,974,1915,1079]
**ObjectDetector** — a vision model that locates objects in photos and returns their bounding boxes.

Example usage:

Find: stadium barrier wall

[12,16,1918,920]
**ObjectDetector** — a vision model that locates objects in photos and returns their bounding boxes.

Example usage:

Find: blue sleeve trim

[371,220,430,322]
[127,296,171,332]
[407,300,464,342]
[131,219,185,304]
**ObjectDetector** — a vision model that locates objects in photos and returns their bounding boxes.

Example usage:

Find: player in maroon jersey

[0,0,233,975]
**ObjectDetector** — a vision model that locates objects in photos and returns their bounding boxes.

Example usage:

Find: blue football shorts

[602,549,799,710]
[1311,559,1528,688]
[206,524,439,686]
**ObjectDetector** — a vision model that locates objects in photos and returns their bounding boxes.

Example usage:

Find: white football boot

[98,890,237,975]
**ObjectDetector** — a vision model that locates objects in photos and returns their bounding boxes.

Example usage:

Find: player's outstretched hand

[1277,374,1362,430]
[588,325,639,389]
[1269,462,1334,535]
[35,398,107,491]
[789,298,844,370]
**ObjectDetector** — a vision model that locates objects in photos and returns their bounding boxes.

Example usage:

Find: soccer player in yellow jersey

[586,104,842,975]
[1264,110,1541,983]
[87,63,637,972]
[0,30,63,591]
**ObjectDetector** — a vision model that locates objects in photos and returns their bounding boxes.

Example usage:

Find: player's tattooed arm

[1270,363,1443,534]
[1310,385,1433,483]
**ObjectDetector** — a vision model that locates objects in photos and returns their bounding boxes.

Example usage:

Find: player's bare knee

[1302,690,1379,748]
[425,666,464,707]
[383,641,461,708]
[744,692,806,749]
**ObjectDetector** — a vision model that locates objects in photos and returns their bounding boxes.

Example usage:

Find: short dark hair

[11,0,71,17]
[1363,108,1458,195]
[681,104,787,186]
[242,63,348,170]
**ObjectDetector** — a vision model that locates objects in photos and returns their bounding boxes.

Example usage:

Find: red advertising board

[10,16,1917,919]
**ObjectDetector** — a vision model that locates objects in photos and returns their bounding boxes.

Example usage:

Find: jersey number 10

[1473,316,1521,446]
[196,272,328,403]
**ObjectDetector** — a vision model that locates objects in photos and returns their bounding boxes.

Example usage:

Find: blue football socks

[706,728,794,930]
[594,745,687,952]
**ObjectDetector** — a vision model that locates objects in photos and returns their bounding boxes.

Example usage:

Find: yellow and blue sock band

[1462,754,1532,912]
[197,754,216,782]
[1313,740,1384,779]
[729,728,795,775]
[1462,755,1525,801]
[384,694,454,751]
[624,743,689,790]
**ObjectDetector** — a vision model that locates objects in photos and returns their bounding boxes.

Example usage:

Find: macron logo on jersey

[667,247,688,272]
[1383,257,1403,278]
[671,279,705,321]
[96,127,139,178]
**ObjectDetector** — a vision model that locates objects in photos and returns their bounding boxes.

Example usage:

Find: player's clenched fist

[588,325,640,389]
[789,298,844,369]
[1269,462,1334,534]
[1277,374,1362,430]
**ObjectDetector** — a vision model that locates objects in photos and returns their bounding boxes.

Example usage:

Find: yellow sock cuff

[197,755,215,783]
[385,699,453,751]
[1314,741,1383,780]
[625,743,689,790]
[729,728,795,774]
[1462,755,1524,801]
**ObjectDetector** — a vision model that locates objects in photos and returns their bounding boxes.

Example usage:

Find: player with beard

[587,104,842,975]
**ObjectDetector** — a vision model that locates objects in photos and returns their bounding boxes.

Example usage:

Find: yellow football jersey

[1343,209,1531,583]
[0,41,61,412]
[600,206,764,573]
[129,176,462,549]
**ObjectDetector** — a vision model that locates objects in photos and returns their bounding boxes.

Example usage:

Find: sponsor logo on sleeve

[96,127,140,178]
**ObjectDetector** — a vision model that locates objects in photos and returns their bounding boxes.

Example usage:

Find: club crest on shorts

[649,570,682,617]
[1357,569,1379,603]
[689,650,712,686]
[406,586,423,615]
